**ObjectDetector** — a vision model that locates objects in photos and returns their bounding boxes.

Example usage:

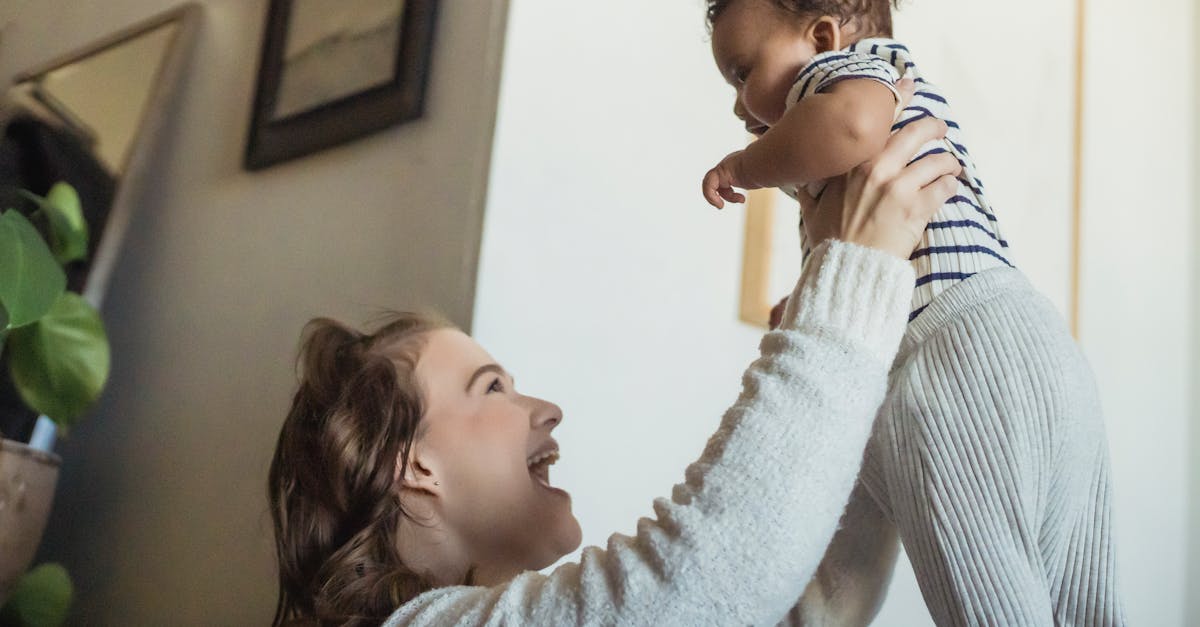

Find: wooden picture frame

[738,188,778,328]
[244,0,438,170]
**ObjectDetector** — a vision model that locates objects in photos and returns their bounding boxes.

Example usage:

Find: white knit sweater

[383,240,914,626]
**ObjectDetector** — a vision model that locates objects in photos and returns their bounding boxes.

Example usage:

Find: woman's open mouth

[527,446,560,489]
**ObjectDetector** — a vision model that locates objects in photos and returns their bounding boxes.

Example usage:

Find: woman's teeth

[527,450,559,468]
[528,451,559,486]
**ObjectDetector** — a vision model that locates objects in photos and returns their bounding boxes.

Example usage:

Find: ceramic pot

[0,439,60,604]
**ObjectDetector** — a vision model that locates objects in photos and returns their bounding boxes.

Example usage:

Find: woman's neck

[396,513,523,588]
[467,562,523,587]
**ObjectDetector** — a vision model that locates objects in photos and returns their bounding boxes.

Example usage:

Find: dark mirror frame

[0,3,201,443]
[243,0,439,171]
[10,2,202,310]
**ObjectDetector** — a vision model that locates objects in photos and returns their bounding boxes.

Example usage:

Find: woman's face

[412,329,582,576]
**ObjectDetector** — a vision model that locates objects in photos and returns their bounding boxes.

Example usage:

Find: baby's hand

[702,151,749,209]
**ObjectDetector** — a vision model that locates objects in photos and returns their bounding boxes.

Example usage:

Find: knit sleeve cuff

[779,240,914,365]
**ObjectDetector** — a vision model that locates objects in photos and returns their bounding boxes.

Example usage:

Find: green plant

[0,182,109,434]
[0,563,73,627]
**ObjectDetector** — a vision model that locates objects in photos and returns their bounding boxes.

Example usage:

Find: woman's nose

[529,397,563,429]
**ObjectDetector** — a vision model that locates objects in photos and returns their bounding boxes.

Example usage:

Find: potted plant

[0,182,109,607]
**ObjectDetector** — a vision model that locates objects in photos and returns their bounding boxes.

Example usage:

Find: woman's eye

[487,378,504,394]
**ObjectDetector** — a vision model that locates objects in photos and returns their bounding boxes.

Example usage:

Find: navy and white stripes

[787,38,1014,323]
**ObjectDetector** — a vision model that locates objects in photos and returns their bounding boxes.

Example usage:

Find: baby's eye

[487,378,504,394]
[734,67,749,84]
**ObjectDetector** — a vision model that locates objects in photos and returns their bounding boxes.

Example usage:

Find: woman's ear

[808,16,843,54]
[395,445,442,495]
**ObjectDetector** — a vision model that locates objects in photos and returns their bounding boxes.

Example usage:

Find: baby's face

[711,0,820,133]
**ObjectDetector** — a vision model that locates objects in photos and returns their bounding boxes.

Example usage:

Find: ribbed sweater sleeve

[880,279,1125,626]
[383,241,914,626]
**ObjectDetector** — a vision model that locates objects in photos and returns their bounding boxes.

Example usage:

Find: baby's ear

[809,16,843,53]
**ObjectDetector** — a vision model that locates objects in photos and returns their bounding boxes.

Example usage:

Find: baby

[702,1,1125,625]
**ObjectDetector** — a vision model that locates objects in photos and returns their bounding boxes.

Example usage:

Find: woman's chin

[561,515,583,554]
[538,513,583,568]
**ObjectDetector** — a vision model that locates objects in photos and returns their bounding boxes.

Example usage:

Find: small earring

[434,481,440,486]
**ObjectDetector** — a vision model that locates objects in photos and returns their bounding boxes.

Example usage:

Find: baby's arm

[704,79,899,208]
[746,80,898,187]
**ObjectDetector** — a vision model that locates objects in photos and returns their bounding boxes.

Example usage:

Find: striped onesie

[788,37,1013,323]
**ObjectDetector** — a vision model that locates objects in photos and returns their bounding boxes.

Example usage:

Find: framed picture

[244,0,438,170]
[738,187,801,328]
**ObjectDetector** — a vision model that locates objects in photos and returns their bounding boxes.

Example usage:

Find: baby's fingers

[702,170,725,209]
[721,187,746,204]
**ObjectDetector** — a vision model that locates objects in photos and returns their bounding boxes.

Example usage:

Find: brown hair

[267,312,451,626]
[706,0,901,40]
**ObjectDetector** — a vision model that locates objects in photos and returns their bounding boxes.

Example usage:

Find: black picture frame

[244,0,438,170]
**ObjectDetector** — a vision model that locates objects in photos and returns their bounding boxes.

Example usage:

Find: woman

[267,88,960,626]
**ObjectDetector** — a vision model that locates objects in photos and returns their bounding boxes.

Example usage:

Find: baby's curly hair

[706,0,901,39]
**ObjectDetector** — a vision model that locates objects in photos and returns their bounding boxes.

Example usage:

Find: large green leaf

[0,210,66,328]
[20,185,87,264]
[0,563,72,627]
[7,292,109,427]
[0,303,7,356]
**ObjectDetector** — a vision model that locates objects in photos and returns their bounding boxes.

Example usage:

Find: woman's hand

[797,115,961,260]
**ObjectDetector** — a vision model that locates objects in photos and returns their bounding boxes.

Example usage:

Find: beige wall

[1190,0,1200,620]
[0,0,508,623]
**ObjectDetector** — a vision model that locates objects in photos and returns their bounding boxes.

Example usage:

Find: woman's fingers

[917,174,961,218]
[863,116,948,179]
[896,152,961,192]
[793,186,818,213]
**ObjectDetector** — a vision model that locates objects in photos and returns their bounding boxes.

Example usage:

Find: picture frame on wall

[244,0,438,170]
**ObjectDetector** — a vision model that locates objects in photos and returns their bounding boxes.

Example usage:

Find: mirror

[0,4,201,443]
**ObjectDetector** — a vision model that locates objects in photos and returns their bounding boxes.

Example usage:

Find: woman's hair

[705,0,901,39]
[268,311,451,626]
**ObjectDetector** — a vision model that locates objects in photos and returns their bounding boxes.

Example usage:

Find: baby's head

[707,0,895,41]
[708,0,898,132]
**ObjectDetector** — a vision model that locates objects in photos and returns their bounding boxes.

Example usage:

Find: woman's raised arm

[386,115,958,627]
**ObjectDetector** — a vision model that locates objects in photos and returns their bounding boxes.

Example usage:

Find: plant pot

[0,439,60,605]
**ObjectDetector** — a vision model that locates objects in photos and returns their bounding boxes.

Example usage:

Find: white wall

[480,1,1196,626]
[1076,0,1194,624]
[891,2,1077,316]
[0,0,508,623]
[474,0,764,571]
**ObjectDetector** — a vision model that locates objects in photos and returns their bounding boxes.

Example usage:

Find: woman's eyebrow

[465,363,506,392]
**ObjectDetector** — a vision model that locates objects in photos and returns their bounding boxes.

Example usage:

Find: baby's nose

[733,97,749,121]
